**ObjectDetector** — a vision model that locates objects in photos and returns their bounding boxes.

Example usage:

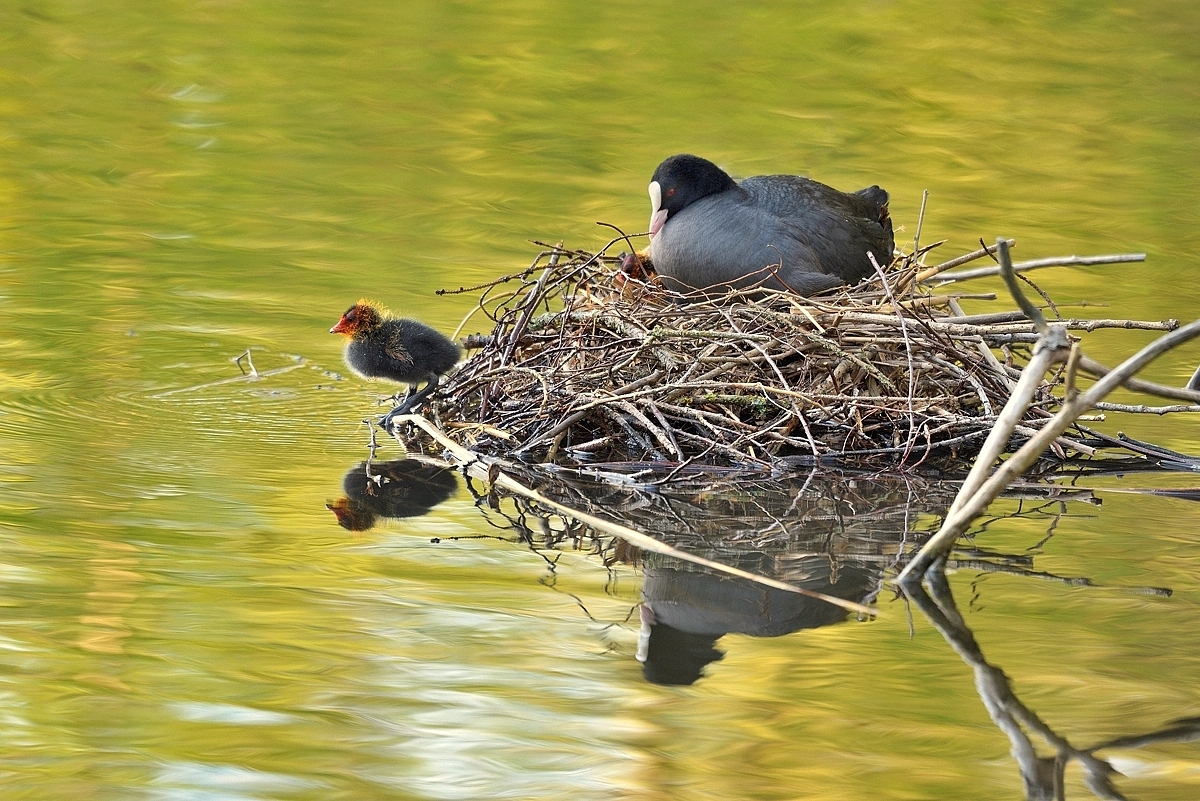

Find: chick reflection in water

[327,459,458,531]
[637,560,874,686]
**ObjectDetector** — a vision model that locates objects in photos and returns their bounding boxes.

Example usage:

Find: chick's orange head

[330,300,384,337]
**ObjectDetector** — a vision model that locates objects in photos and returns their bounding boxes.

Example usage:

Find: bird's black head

[647,154,738,238]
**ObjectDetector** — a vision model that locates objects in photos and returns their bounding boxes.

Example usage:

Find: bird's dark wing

[383,329,414,366]
[743,176,893,283]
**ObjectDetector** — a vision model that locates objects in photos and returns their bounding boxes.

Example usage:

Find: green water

[2,1,1200,798]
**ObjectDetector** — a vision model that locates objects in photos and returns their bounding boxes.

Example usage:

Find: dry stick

[917,239,1015,282]
[1092,401,1200,415]
[1076,355,1200,404]
[817,311,1174,333]
[870,252,918,457]
[912,189,930,256]
[500,244,562,367]
[934,253,1146,284]
[234,350,258,378]
[393,413,874,615]
[966,241,1091,453]
[947,310,1028,325]
[899,318,1200,580]
[452,286,524,342]
[996,240,1049,333]
[898,239,1200,580]
[1057,317,1178,332]
[946,331,1071,521]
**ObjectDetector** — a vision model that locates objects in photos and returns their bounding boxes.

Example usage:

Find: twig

[998,239,1048,333]
[912,189,930,257]
[917,238,1015,281]
[900,319,1200,580]
[946,329,1071,520]
[1092,401,1200,415]
[152,361,305,397]
[934,253,1146,284]
[234,350,259,378]
[1077,356,1200,403]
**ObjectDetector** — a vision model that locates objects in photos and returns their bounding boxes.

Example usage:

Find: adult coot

[646,154,893,296]
[330,301,461,429]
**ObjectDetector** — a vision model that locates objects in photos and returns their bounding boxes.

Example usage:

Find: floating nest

[407,239,1174,474]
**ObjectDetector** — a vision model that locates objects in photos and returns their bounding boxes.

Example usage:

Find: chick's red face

[330,305,360,336]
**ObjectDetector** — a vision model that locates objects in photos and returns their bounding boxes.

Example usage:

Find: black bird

[330,300,461,428]
[646,154,894,297]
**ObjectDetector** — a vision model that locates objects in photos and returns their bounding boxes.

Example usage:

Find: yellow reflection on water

[1,0,1199,798]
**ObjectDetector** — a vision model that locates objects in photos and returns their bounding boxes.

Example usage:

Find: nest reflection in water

[322,445,1200,798]
[457,464,1116,683]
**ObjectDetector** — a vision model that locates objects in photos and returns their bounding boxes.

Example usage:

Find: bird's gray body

[647,156,893,297]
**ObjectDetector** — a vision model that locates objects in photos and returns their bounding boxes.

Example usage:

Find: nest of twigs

[411,239,1169,472]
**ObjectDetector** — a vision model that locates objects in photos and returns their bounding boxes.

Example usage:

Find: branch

[916,238,1014,282]
[900,240,1200,579]
[899,318,1200,581]
[934,252,1146,284]
[1077,355,1200,403]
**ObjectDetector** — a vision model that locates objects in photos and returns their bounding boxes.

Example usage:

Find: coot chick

[330,301,461,428]
[646,154,893,297]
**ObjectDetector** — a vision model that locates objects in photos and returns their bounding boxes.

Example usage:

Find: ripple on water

[151,761,324,797]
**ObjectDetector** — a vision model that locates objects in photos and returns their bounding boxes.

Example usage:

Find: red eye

[667,188,675,197]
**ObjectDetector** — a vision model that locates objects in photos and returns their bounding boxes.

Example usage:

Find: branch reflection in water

[906,567,1199,800]
[321,456,1197,796]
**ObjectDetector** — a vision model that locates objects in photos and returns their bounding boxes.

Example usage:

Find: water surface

[2,1,1200,798]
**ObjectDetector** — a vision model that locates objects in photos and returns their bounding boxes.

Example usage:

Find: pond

[2,1,1200,798]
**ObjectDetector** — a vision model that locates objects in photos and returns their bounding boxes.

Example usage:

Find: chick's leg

[380,374,440,429]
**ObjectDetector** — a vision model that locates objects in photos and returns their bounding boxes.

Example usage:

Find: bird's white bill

[648,180,666,238]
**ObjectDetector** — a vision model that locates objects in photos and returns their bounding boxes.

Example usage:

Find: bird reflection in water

[327,459,458,531]
[636,560,874,685]
[486,467,947,686]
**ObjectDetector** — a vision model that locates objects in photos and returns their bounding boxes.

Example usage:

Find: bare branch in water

[899,239,1200,580]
